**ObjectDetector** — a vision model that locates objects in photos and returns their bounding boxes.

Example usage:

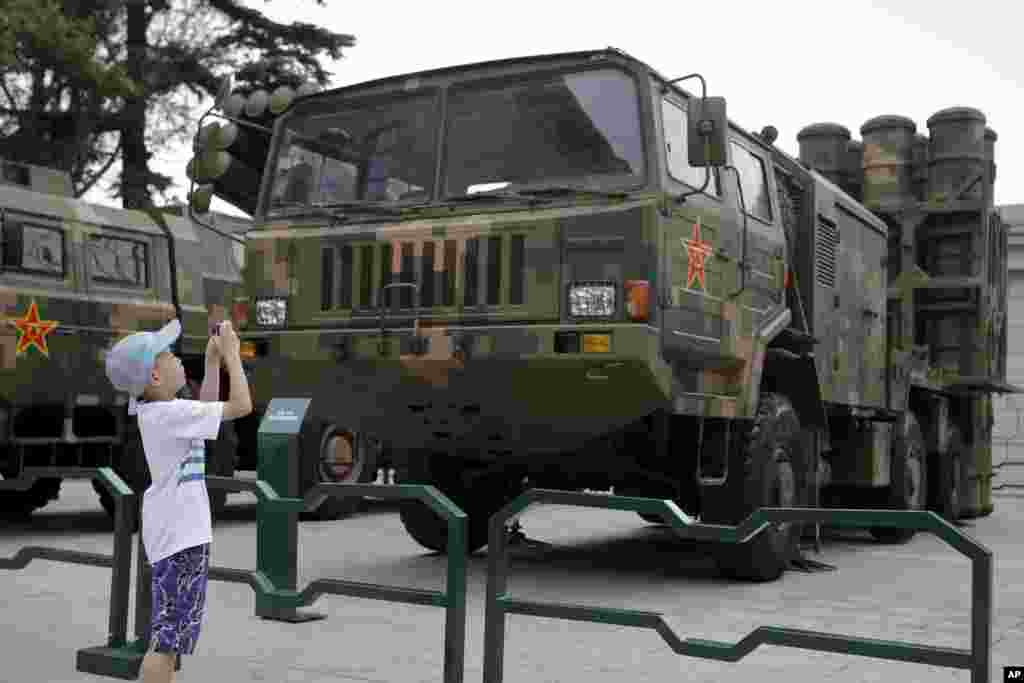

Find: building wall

[995,204,1024,487]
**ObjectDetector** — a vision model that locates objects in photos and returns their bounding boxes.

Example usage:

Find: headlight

[568,282,616,317]
[255,297,287,326]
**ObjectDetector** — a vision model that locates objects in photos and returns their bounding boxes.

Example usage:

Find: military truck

[0,156,251,523]
[189,47,1012,580]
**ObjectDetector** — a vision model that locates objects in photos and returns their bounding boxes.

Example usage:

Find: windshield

[263,66,647,218]
[443,68,645,196]
[267,92,439,215]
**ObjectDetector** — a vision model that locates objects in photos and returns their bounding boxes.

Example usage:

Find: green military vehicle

[190,47,1012,580]
[0,156,251,523]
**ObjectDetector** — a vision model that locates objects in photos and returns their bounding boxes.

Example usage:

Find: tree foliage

[0,0,354,209]
[0,0,137,196]
[0,0,136,95]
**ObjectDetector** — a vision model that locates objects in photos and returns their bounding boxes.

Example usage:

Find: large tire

[298,421,381,521]
[706,393,807,582]
[1,404,62,520]
[397,452,501,554]
[870,412,927,543]
[1,477,62,521]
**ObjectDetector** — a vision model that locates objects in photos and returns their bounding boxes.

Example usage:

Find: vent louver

[815,216,839,288]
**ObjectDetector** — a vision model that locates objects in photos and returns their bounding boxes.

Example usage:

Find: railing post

[74,468,181,679]
[482,501,511,683]
[442,498,468,683]
[972,548,993,683]
[255,397,325,623]
[105,470,133,648]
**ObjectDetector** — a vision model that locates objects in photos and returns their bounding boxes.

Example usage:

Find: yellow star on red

[683,219,713,291]
[13,300,58,357]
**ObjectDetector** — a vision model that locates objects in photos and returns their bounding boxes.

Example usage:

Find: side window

[729,141,773,222]
[1,219,65,277]
[87,234,149,287]
[661,98,719,195]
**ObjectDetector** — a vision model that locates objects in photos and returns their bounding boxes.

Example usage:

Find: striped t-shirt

[135,399,224,564]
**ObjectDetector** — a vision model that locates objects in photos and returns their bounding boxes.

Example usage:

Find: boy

[104,318,252,682]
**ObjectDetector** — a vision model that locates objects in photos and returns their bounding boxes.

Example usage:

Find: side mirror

[687,96,728,167]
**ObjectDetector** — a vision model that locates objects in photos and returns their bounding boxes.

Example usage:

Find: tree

[0,0,354,209]
[0,0,137,196]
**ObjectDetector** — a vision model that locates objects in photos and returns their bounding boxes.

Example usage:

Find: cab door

[657,93,738,372]
[725,138,788,322]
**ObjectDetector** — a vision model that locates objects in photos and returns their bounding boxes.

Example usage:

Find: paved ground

[0,474,1021,683]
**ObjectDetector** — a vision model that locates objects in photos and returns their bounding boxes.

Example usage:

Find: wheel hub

[320,430,356,482]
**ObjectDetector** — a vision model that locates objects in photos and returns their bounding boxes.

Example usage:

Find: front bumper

[241,323,667,453]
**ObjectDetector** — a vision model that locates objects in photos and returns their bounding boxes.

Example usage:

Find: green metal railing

[483,489,993,683]
[75,477,468,681]
[62,394,469,683]
[200,476,468,683]
[0,467,141,674]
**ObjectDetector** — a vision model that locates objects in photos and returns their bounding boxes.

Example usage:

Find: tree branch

[76,137,121,198]
[0,77,18,111]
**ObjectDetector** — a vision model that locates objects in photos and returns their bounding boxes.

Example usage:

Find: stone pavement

[0,478,1021,682]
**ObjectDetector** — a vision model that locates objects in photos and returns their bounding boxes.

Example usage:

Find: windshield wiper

[312,201,404,217]
[271,203,349,222]
[443,190,550,204]
[270,201,405,222]
[511,185,632,199]
[445,185,632,204]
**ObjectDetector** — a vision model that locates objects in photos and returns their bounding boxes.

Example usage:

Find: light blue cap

[104,319,181,415]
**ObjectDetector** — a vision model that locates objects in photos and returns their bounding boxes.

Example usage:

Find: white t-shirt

[135,399,225,564]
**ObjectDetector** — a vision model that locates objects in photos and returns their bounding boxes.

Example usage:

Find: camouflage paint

[0,181,246,420]
[240,197,676,453]
[218,49,1008,506]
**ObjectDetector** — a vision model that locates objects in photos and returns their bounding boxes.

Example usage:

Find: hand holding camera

[213,321,241,363]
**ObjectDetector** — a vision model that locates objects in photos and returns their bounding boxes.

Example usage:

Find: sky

[83,0,1024,217]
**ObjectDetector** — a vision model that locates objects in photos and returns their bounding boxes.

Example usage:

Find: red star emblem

[12,300,58,357]
[683,219,713,291]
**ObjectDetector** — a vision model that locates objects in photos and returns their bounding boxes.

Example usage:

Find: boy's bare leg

[140,651,176,682]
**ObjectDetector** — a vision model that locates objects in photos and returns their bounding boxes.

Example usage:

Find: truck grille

[815,215,839,288]
[321,234,527,312]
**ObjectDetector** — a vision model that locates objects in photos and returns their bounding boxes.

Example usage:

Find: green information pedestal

[255,398,325,623]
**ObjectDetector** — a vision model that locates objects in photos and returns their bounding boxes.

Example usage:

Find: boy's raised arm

[199,336,220,402]
[217,322,252,422]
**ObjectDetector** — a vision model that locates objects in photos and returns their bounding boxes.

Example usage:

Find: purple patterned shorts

[149,544,210,655]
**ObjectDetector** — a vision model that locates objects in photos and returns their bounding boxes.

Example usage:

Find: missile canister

[926,106,986,203]
[796,122,851,189]
[984,126,997,186]
[860,114,917,207]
